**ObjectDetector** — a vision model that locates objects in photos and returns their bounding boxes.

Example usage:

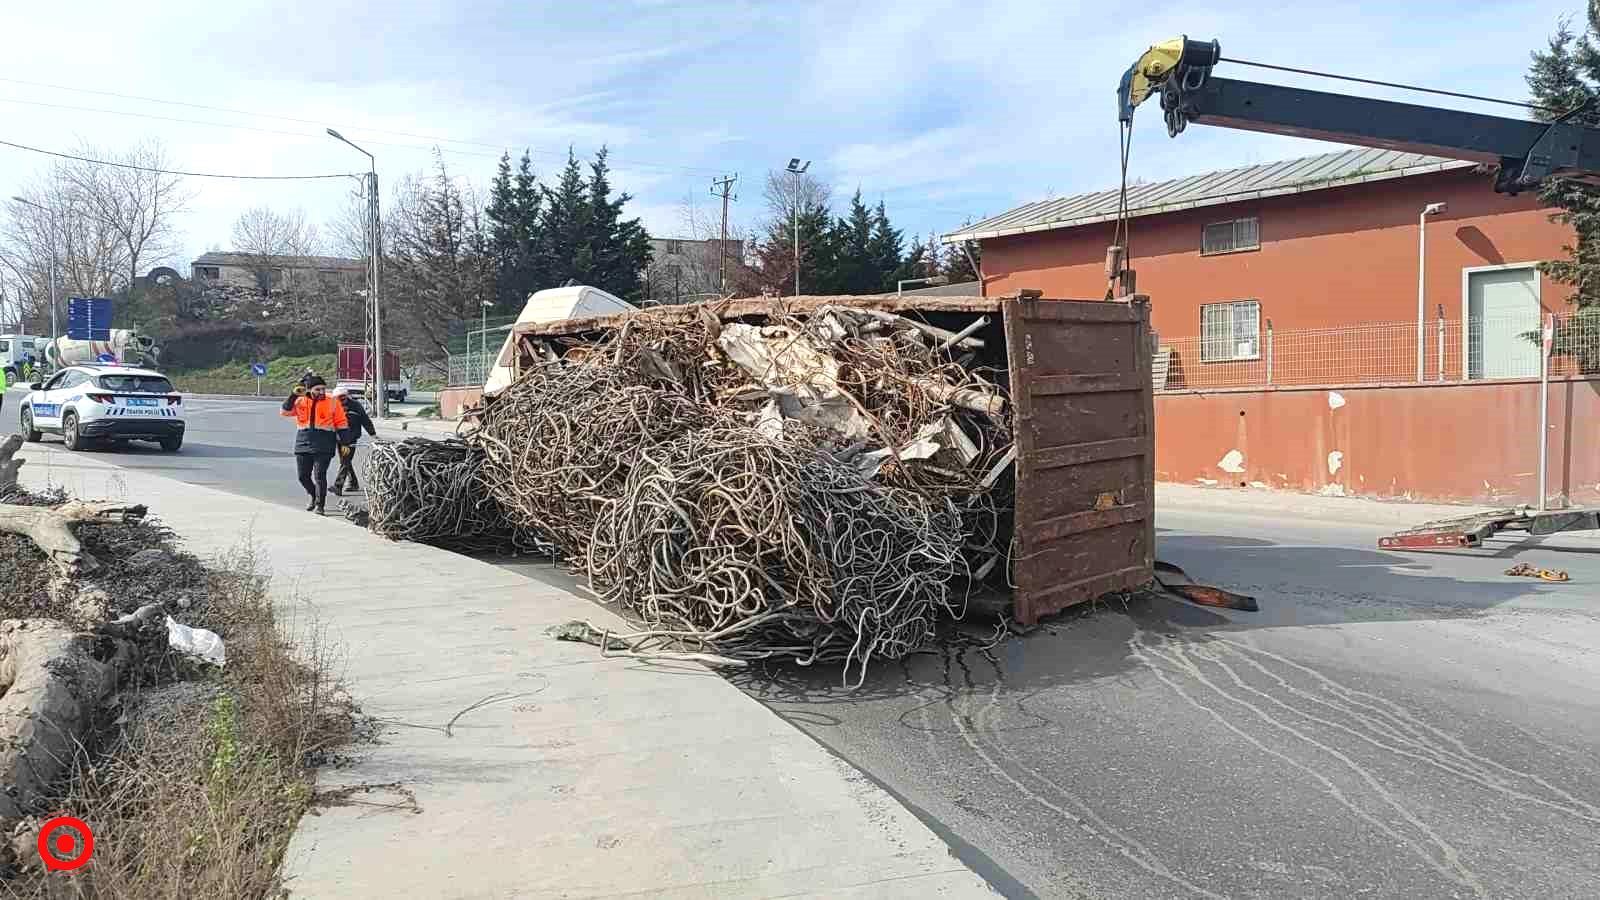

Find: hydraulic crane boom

[1118,37,1600,194]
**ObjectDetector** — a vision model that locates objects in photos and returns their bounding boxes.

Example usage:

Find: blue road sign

[67,297,113,341]
[250,363,268,377]
[97,353,116,364]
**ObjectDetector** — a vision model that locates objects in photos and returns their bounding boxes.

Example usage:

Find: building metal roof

[193,251,365,269]
[942,148,1478,244]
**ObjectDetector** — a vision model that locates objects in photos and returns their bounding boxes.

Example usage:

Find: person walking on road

[0,364,7,415]
[330,387,376,496]
[280,376,347,515]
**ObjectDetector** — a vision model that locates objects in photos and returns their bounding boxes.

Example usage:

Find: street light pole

[1418,202,1447,382]
[786,158,810,297]
[480,299,493,385]
[11,196,58,367]
[327,128,385,418]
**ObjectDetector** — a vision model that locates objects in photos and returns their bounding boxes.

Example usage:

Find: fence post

[1265,319,1274,386]
[1538,313,1553,511]
[1436,307,1445,382]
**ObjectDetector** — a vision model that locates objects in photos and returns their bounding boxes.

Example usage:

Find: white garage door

[1466,266,1539,380]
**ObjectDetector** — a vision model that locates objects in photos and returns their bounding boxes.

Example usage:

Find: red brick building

[945,149,1598,505]
[948,148,1569,358]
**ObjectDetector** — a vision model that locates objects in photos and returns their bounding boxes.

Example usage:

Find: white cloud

[0,0,1580,273]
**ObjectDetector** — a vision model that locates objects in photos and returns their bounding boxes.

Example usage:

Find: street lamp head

[787,158,801,171]
[1423,202,1447,216]
[481,300,494,308]
[326,128,345,140]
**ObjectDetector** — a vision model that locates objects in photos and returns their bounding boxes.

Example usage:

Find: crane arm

[1119,37,1600,195]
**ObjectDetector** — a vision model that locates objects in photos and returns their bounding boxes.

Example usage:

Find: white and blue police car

[19,364,185,452]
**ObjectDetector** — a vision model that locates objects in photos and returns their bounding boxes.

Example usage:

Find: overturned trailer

[493,292,1155,624]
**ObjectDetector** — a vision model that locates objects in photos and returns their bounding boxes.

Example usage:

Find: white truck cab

[0,334,46,381]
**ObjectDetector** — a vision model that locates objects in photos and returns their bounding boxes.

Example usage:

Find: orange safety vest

[281,394,349,433]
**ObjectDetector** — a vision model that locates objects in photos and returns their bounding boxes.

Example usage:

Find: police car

[19,364,185,452]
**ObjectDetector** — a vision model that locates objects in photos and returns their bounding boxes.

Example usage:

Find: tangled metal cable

[364,437,550,555]
[586,425,967,682]
[472,361,712,558]
[372,302,1019,680]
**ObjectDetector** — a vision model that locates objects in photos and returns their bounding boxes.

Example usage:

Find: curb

[183,393,284,402]
[1155,482,1497,528]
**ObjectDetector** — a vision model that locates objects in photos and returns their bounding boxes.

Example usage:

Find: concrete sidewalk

[15,446,993,899]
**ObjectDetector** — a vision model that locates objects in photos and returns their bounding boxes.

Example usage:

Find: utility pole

[328,128,385,418]
[710,174,738,295]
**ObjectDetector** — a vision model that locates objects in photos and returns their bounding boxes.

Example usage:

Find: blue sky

[1,0,1585,265]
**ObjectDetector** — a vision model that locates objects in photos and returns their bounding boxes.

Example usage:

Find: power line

[0,136,356,180]
[1219,57,1552,111]
[0,76,725,175]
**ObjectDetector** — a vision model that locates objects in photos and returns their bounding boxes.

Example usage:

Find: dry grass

[0,542,358,899]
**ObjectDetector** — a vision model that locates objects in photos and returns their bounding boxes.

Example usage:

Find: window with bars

[1201,217,1260,255]
[1200,300,1261,362]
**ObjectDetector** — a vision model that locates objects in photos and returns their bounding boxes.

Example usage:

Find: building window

[1201,217,1260,255]
[665,240,682,255]
[1200,300,1261,362]
[196,266,220,281]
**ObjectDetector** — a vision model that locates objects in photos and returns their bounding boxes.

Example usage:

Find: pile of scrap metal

[369,301,1017,681]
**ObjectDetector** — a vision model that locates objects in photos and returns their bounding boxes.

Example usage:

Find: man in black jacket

[331,387,377,495]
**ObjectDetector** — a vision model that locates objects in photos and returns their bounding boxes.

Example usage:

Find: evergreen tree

[943,236,980,283]
[539,149,591,289]
[866,200,904,292]
[748,200,833,296]
[1529,12,1600,370]
[487,151,515,271]
[485,151,543,310]
[827,189,876,294]
[582,147,653,303]
[894,232,935,286]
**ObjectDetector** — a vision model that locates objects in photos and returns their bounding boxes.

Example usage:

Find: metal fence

[447,350,497,387]
[444,313,521,387]
[1155,312,1600,392]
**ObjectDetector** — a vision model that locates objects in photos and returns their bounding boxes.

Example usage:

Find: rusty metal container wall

[502,293,1156,624]
[1003,295,1155,624]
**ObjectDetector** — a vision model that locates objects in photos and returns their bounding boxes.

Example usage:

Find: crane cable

[1109,119,1134,300]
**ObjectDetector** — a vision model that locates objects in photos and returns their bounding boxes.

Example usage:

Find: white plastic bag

[165,616,226,667]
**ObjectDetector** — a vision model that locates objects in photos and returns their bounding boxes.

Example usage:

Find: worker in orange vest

[280,376,348,515]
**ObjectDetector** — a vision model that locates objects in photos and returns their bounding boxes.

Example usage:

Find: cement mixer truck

[42,330,160,370]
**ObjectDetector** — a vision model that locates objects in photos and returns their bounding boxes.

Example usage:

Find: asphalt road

[0,388,418,511]
[11,384,1599,898]
[729,505,1600,900]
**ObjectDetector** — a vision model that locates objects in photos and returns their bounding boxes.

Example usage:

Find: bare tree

[230,206,322,292]
[0,141,191,332]
[384,152,494,357]
[762,169,831,226]
[2,182,123,331]
[324,189,370,261]
[58,140,192,287]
